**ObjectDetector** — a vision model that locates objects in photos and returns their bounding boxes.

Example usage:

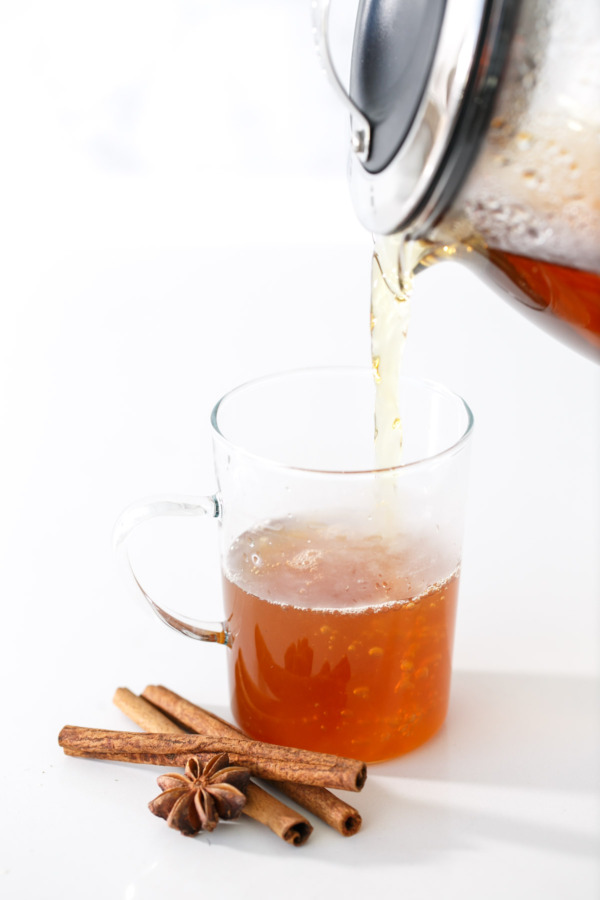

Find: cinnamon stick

[58,726,367,792]
[114,689,183,734]
[142,684,362,836]
[243,783,312,846]
[113,688,312,845]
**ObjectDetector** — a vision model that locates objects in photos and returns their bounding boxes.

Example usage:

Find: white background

[1,2,599,898]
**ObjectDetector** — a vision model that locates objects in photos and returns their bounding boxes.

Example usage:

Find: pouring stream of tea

[370,235,429,471]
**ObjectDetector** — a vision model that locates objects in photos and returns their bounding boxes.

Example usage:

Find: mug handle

[113,495,229,645]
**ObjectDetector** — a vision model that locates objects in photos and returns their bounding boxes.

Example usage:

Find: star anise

[148,753,250,836]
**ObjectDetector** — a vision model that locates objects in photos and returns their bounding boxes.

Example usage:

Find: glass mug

[114,368,474,762]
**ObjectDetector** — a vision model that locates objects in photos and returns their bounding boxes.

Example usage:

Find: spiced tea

[224,517,459,761]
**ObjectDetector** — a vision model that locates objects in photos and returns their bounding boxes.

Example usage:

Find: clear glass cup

[115,367,474,762]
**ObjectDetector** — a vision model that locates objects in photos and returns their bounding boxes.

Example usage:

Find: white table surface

[1,3,599,899]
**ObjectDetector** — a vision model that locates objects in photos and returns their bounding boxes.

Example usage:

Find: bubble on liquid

[372,357,382,384]
[287,548,321,571]
[516,131,533,151]
[263,521,283,532]
[353,686,370,699]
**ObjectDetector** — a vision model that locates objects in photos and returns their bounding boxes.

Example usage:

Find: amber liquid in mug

[223,519,459,762]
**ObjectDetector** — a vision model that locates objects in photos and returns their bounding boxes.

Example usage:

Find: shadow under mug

[114,367,474,762]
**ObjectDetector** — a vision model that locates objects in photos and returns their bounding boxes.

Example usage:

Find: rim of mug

[210,366,474,475]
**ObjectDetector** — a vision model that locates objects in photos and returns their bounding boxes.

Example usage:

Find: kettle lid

[350,0,446,175]
[314,0,520,235]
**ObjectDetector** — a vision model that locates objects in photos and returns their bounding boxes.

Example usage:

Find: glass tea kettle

[314,0,600,360]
